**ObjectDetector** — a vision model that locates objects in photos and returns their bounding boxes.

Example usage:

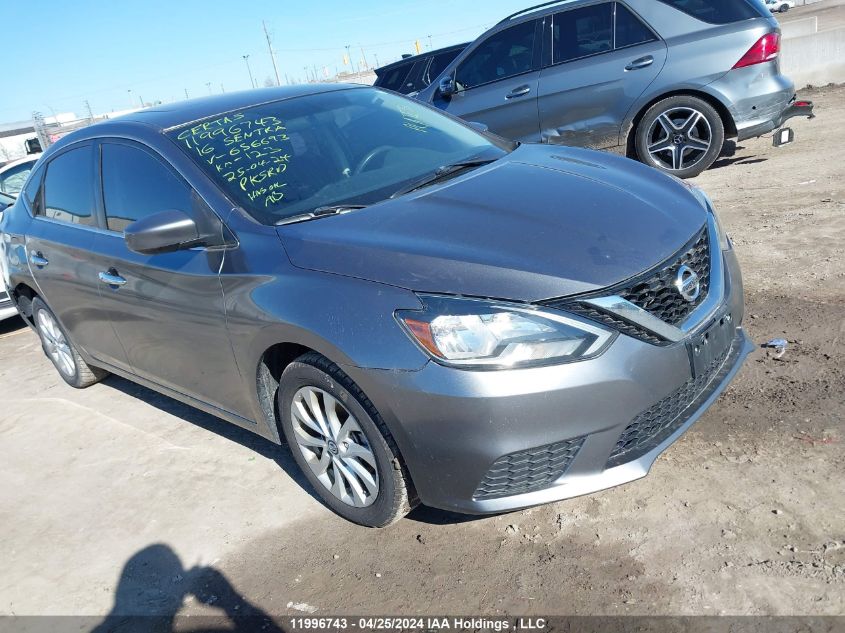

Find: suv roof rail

[497,0,576,24]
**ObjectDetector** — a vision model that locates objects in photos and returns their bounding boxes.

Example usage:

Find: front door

[433,18,543,142]
[537,2,667,148]
[92,140,246,414]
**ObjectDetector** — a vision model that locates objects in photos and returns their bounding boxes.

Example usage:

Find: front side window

[42,146,95,226]
[0,160,37,196]
[375,62,414,92]
[455,20,537,90]
[101,143,194,232]
[425,48,464,86]
[167,88,506,225]
[553,4,613,64]
[23,164,44,214]
[615,4,658,48]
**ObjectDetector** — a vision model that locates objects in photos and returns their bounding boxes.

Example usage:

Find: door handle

[98,271,127,287]
[29,251,49,268]
[625,56,654,71]
[505,85,531,99]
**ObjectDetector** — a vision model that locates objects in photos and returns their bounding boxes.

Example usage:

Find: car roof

[0,154,41,173]
[42,84,366,157]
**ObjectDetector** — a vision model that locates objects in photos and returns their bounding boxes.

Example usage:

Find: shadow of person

[91,543,283,633]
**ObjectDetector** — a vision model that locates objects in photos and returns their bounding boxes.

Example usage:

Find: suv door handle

[29,251,49,268]
[625,56,654,71]
[98,270,127,287]
[505,85,531,99]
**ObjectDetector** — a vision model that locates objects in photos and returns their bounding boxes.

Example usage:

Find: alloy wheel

[646,107,713,172]
[290,386,379,507]
[37,309,75,377]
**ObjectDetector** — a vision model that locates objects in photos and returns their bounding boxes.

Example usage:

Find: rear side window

[101,143,193,232]
[553,4,613,64]
[401,60,429,94]
[456,20,537,89]
[42,146,96,226]
[23,164,44,214]
[376,62,413,92]
[657,0,762,24]
[615,4,658,48]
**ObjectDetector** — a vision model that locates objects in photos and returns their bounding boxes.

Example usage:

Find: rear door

[90,139,245,413]
[24,143,128,368]
[433,19,543,142]
[537,2,667,148]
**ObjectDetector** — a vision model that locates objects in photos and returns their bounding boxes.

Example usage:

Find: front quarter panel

[219,216,429,429]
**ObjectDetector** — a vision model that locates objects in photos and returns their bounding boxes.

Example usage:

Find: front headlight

[396,295,615,369]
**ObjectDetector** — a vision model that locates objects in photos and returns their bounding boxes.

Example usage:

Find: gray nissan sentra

[0,86,753,526]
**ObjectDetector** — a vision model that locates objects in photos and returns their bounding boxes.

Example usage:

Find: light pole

[206,82,213,95]
[127,89,134,108]
[243,54,256,89]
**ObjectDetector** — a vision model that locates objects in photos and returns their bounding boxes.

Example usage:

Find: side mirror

[438,75,456,98]
[125,209,205,254]
[467,121,489,134]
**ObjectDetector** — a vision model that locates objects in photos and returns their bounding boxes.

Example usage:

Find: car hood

[277,145,708,302]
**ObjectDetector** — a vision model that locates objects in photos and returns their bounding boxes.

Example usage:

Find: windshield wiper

[276,205,368,226]
[391,158,498,199]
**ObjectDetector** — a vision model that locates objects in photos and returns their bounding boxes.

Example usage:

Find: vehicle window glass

[376,62,413,92]
[42,147,95,226]
[455,20,537,90]
[167,88,506,225]
[615,3,657,48]
[101,143,194,232]
[23,165,44,213]
[402,60,429,94]
[553,4,613,64]
[656,0,762,24]
[425,49,463,86]
[0,161,36,196]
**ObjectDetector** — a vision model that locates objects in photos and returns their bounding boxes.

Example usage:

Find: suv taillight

[733,33,780,69]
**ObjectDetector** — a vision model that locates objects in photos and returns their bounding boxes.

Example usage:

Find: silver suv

[416,0,814,178]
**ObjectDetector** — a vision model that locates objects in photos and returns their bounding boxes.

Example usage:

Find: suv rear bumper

[736,95,815,140]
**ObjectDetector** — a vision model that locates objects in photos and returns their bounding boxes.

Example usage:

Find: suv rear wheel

[32,297,109,388]
[278,352,417,527]
[635,95,725,179]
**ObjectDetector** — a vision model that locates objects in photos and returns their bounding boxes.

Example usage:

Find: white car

[0,153,40,197]
[767,0,796,13]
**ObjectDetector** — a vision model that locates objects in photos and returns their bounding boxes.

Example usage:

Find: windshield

[167,87,506,225]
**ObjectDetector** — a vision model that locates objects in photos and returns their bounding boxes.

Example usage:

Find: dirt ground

[0,85,843,621]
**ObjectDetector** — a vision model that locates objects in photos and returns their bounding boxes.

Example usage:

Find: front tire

[635,95,725,179]
[278,352,417,527]
[32,297,109,388]
[779,4,789,12]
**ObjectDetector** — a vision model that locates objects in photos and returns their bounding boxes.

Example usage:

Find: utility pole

[243,54,256,89]
[220,83,225,93]
[345,44,351,71]
[184,88,189,99]
[263,20,282,86]
[373,53,380,68]
[127,89,134,108]
[428,35,433,50]
[359,45,369,71]
[206,82,212,95]
[138,94,145,107]
[84,100,94,122]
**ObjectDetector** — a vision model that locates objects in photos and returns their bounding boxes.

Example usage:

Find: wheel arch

[625,88,738,159]
[11,282,39,325]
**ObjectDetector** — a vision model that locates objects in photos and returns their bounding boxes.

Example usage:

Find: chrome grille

[620,227,710,325]
[473,437,584,500]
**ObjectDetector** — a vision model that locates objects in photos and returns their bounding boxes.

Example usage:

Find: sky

[4,0,536,123]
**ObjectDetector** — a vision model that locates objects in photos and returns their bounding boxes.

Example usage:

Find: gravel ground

[0,86,842,620]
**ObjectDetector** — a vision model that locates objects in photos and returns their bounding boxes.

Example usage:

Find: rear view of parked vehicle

[417,0,814,178]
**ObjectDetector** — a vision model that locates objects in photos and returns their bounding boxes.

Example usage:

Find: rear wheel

[278,352,417,527]
[779,4,789,12]
[635,95,725,179]
[32,297,109,388]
